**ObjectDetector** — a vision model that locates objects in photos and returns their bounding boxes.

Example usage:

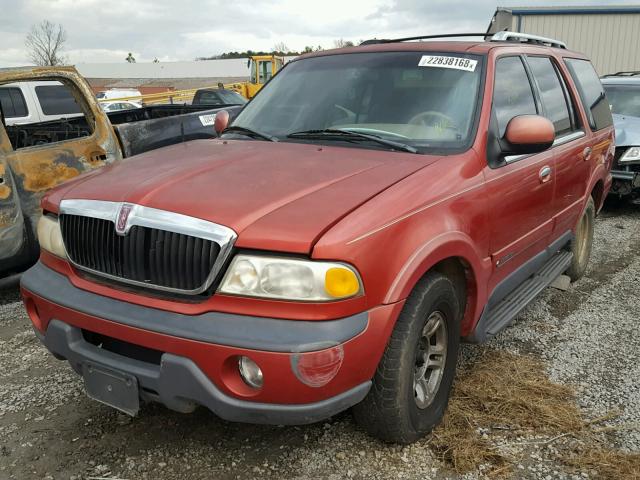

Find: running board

[467,250,573,343]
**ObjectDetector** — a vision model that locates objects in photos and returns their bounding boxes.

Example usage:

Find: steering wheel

[408,111,458,130]
[334,104,356,117]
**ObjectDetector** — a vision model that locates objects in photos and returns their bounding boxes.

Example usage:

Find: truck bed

[110,104,243,157]
[3,104,243,155]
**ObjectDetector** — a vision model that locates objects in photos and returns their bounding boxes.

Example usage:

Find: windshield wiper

[222,125,279,142]
[287,129,418,153]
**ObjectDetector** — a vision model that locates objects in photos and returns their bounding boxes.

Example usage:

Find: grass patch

[429,349,640,479]
[561,446,640,480]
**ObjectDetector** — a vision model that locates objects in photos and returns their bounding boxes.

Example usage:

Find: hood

[49,139,437,253]
[612,113,640,147]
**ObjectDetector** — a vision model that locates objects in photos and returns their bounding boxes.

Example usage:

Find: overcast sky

[1,0,638,66]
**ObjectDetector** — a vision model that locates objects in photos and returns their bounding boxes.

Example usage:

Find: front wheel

[353,272,461,444]
[565,196,595,282]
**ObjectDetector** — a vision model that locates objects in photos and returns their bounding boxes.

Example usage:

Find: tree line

[196,39,357,60]
[23,21,359,66]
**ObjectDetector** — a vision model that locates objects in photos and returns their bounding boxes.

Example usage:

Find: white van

[96,89,142,101]
[0,80,84,126]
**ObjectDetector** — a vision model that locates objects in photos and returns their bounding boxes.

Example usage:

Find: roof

[496,5,640,15]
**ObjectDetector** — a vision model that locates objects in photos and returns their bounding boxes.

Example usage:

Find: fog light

[238,356,263,389]
[292,345,344,387]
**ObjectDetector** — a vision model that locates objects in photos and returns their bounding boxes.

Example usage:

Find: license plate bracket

[82,363,140,416]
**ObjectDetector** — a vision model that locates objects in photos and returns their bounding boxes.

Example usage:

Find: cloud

[1,0,639,67]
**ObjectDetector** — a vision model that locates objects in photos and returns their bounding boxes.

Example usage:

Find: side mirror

[502,115,555,155]
[214,109,229,135]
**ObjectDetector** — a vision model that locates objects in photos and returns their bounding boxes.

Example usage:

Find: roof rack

[360,33,489,45]
[602,71,640,77]
[489,31,567,49]
[360,31,566,49]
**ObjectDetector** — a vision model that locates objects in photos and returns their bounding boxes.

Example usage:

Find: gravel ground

[0,200,638,480]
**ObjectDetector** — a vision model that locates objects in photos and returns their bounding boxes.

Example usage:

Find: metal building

[487,5,640,75]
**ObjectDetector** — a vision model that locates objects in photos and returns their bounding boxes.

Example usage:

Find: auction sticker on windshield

[418,55,477,72]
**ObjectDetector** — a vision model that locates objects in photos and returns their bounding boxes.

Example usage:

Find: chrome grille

[58,200,236,295]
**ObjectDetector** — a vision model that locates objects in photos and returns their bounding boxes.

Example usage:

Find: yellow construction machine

[224,55,284,99]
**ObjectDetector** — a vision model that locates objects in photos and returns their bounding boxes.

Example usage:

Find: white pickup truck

[0,80,84,126]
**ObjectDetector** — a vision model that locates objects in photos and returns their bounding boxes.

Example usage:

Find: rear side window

[0,88,28,118]
[527,56,573,136]
[493,56,538,136]
[564,59,613,131]
[35,85,83,116]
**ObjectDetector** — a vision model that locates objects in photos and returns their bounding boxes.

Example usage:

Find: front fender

[383,231,491,334]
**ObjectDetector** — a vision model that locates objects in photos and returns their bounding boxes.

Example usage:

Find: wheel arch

[590,178,605,212]
[383,232,490,336]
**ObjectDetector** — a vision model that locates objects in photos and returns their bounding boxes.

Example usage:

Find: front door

[484,55,556,295]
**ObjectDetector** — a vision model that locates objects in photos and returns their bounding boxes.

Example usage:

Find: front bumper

[21,262,400,424]
[610,169,640,196]
[33,320,370,424]
[611,169,640,183]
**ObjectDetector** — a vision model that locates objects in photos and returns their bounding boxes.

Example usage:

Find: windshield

[231,51,483,152]
[603,84,640,118]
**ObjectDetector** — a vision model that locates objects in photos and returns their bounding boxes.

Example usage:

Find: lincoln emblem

[115,204,133,235]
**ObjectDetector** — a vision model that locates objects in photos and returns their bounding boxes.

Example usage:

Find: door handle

[89,151,108,164]
[539,165,552,183]
[583,146,592,161]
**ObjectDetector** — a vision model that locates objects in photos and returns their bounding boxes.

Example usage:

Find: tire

[565,196,595,282]
[353,272,461,444]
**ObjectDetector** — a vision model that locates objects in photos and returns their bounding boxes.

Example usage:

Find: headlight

[218,254,363,301]
[620,146,640,163]
[37,215,67,259]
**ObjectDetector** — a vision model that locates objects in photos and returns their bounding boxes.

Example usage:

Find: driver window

[493,56,538,137]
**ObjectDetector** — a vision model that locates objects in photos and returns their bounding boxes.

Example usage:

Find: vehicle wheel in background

[566,196,595,282]
[353,272,461,444]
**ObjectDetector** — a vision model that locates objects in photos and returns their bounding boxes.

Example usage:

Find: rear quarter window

[0,88,28,118]
[35,85,83,116]
[564,58,613,131]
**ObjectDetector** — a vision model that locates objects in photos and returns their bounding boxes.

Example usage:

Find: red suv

[21,32,614,443]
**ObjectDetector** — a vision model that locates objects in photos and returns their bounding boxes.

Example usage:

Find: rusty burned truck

[0,66,244,277]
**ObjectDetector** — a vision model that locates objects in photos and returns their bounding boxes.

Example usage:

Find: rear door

[524,55,592,237]
[563,58,614,207]
[484,55,556,295]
